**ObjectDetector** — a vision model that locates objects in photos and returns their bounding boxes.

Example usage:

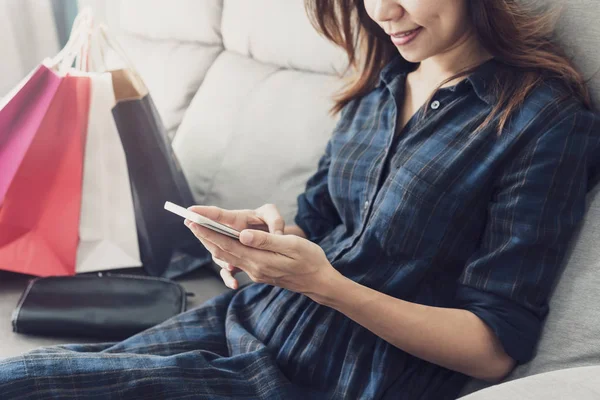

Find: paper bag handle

[50,8,93,72]
[96,24,147,94]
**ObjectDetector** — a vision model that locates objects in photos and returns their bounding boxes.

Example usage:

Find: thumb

[240,229,291,251]
[255,204,285,235]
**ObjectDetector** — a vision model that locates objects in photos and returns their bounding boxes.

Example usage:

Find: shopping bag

[96,26,210,277]
[111,69,209,277]
[0,74,91,276]
[75,71,142,273]
[0,64,62,206]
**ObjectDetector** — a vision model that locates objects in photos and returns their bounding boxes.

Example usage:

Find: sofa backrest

[91,0,600,393]
[94,0,347,223]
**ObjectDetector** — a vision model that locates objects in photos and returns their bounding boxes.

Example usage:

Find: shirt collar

[463,58,499,104]
[378,56,500,105]
[378,56,416,88]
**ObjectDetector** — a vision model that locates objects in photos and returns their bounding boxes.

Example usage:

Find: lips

[389,26,423,46]
[391,27,422,38]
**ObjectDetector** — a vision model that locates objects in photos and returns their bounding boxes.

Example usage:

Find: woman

[1,0,599,399]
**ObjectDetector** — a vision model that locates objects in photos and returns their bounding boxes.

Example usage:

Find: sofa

[1,0,599,398]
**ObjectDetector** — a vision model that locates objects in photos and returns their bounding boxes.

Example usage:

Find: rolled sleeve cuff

[293,212,329,243]
[294,194,336,243]
[294,212,313,241]
[455,285,544,364]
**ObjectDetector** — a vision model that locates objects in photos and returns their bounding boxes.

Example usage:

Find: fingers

[189,223,278,275]
[187,204,287,238]
[255,204,285,235]
[187,220,291,282]
[219,268,239,289]
[213,255,241,290]
[188,206,260,231]
[239,229,298,258]
[212,256,242,275]
[193,230,246,267]
[212,255,228,270]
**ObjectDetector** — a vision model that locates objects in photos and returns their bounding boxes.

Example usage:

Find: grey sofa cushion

[551,0,600,105]
[459,366,600,400]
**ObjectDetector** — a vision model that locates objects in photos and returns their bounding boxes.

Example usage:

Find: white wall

[0,0,60,96]
[77,0,121,29]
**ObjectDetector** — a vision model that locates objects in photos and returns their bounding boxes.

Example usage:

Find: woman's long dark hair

[304,0,591,134]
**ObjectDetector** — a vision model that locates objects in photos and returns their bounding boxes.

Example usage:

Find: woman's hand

[185,204,287,289]
[185,207,340,297]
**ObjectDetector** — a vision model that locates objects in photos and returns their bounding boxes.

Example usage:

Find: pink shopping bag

[0,64,62,206]
[0,74,91,276]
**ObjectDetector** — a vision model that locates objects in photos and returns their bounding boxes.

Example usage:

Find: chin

[397,50,427,63]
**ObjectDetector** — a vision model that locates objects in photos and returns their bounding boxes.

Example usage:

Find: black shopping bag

[110,68,211,277]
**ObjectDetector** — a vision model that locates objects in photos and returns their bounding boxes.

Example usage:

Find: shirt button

[430,100,441,110]
[363,200,370,210]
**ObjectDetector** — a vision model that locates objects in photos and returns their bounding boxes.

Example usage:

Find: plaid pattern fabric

[294,58,600,396]
[0,292,311,400]
[1,58,599,400]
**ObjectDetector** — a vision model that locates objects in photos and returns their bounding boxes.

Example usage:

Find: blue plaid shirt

[291,57,600,398]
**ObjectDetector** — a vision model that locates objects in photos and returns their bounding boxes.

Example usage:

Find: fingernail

[240,231,253,244]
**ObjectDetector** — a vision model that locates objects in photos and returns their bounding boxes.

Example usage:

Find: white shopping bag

[75,71,142,273]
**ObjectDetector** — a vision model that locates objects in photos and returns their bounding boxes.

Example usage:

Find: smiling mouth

[391,27,422,37]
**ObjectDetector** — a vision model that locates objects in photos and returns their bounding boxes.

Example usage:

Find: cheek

[363,0,371,14]
[405,0,466,34]
[363,0,377,22]
[432,1,470,37]
[401,0,436,25]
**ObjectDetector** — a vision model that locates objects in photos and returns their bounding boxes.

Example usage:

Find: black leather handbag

[12,273,190,340]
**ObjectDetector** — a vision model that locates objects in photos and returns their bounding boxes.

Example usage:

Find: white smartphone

[164,201,240,240]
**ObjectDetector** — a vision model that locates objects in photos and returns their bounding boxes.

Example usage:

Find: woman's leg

[0,294,293,400]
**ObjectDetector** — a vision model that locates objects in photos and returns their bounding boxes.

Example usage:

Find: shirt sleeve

[294,137,342,242]
[455,109,600,364]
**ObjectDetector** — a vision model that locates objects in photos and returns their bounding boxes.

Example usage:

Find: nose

[372,0,405,23]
